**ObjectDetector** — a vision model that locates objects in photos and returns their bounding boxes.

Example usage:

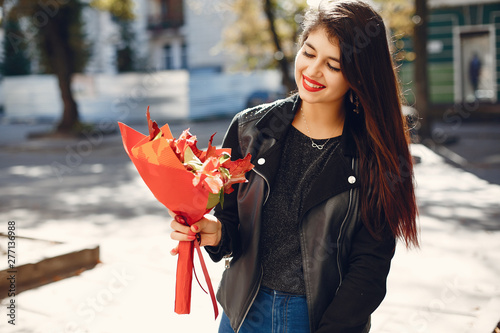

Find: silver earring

[350,91,360,114]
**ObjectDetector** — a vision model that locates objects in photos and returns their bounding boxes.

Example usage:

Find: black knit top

[260,125,341,294]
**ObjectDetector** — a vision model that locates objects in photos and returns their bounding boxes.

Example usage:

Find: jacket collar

[255,94,359,157]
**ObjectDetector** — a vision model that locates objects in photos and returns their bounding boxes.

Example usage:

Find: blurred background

[0,0,500,332]
[0,0,497,128]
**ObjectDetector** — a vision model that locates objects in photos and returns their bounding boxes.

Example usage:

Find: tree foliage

[35,1,89,75]
[114,18,136,73]
[223,1,274,70]
[374,0,415,63]
[90,0,135,21]
[223,0,306,74]
[375,0,414,37]
[1,17,31,76]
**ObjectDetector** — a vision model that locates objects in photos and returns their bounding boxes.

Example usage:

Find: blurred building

[140,0,282,118]
[0,0,281,121]
[145,0,237,71]
[401,0,500,111]
[85,0,281,118]
[83,0,247,74]
[80,0,500,116]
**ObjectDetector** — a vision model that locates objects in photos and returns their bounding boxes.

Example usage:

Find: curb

[0,233,100,298]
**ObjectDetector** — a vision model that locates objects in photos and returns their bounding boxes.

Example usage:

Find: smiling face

[295,27,350,109]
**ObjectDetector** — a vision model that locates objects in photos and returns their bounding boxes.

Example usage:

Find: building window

[148,0,184,30]
[181,43,188,69]
[161,0,168,17]
[164,45,173,70]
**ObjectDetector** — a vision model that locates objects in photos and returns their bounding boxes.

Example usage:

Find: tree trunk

[414,0,431,141]
[41,11,79,133]
[263,0,296,93]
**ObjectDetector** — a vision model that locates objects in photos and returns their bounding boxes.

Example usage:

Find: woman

[170,1,419,332]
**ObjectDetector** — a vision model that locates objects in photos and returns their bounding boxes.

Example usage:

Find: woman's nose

[306,59,323,77]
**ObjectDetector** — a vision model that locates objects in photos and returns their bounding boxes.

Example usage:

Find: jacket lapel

[251,94,361,214]
[300,147,359,221]
[252,95,300,188]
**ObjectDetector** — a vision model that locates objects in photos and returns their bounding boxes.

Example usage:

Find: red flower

[222,153,253,194]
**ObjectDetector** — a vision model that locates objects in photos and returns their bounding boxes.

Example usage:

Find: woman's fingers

[167,209,176,219]
[189,215,221,247]
[170,218,191,234]
[170,217,196,243]
[170,245,179,256]
[169,214,221,247]
[170,230,196,241]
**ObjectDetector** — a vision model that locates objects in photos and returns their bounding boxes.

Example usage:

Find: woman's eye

[327,63,341,72]
[303,50,314,58]
[303,48,340,72]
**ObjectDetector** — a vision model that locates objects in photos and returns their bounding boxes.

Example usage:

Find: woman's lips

[302,75,326,92]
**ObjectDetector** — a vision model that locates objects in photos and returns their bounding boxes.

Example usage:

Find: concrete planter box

[0,233,99,297]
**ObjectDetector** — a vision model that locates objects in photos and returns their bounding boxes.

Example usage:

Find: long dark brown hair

[299,0,419,247]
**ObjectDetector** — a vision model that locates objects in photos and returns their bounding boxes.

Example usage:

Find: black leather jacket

[207,94,395,333]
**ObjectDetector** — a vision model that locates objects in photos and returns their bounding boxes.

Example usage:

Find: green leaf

[206,192,221,210]
[219,152,231,164]
[206,187,225,210]
[219,188,225,209]
[219,166,231,179]
[184,146,203,170]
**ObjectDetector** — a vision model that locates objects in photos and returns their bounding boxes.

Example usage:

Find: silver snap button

[257,158,266,165]
[348,176,356,184]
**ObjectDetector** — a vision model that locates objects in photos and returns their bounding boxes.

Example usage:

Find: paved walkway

[0,122,499,333]
[373,144,500,333]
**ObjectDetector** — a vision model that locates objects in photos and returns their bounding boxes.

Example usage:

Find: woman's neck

[293,100,346,139]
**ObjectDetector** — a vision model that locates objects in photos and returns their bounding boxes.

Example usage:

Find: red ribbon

[174,215,219,319]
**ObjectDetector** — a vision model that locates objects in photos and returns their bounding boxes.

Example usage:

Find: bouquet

[118,108,253,319]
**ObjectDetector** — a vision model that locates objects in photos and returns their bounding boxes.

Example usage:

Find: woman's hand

[169,210,222,256]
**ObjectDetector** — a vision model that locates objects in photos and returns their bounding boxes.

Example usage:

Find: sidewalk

[372,144,500,333]
[0,125,499,332]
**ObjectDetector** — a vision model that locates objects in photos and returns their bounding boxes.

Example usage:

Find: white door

[459,28,496,102]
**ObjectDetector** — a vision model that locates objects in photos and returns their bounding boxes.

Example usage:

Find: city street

[1,0,499,331]
[0,118,499,333]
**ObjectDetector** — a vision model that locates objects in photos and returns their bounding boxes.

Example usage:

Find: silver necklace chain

[301,107,332,150]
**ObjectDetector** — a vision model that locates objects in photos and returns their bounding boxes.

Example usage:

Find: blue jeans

[218,286,310,333]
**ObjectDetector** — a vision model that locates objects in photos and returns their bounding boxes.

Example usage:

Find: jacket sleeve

[316,223,396,333]
[205,114,243,262]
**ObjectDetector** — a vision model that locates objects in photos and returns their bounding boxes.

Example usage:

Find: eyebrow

[305,42,340,63]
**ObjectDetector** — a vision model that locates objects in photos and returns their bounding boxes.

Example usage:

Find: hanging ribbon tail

[192,264,208,295]
[193,239,219,320]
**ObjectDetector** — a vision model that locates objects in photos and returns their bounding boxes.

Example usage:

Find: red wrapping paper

[118,109,253,319]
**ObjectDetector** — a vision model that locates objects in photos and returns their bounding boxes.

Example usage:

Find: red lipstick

[302,75,325,92]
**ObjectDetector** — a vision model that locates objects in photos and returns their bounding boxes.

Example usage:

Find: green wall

[398,3,500,104]
[399,63,454,105]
